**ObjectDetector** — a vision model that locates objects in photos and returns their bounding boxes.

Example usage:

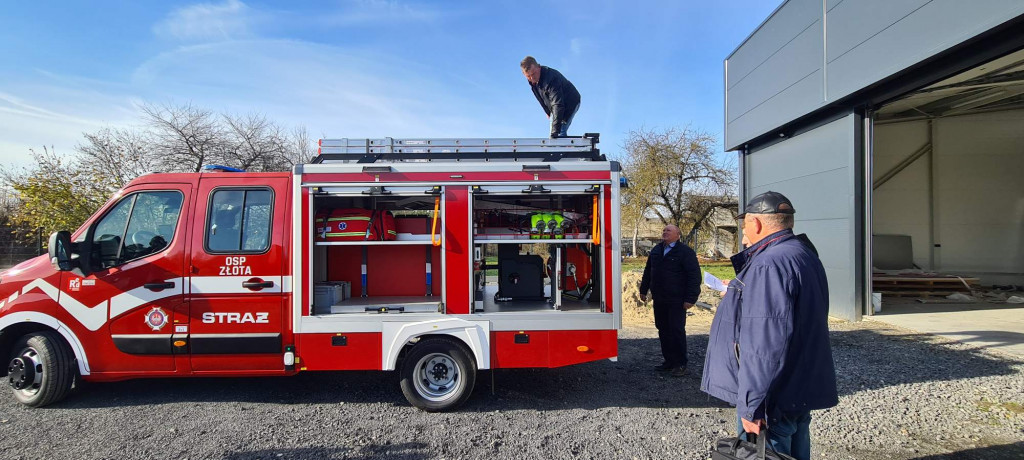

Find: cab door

[70,185,190,373]
[187,176,289,372]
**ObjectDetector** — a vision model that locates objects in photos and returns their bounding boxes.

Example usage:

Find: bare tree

[621,127,736,246]
[142,102,225,172]
[1,101,321,243]
[284,125,316,166]
[223,112,290,171]
[76,127,156,191]
[621,159,655,257]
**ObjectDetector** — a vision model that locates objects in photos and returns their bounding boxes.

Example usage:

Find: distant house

[701,206,739,259]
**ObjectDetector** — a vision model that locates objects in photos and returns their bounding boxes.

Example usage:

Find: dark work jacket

[529,66,581,135]
[700,229,838,422]
[639,241,701,305]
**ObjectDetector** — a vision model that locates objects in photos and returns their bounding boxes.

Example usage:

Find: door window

[205,189,273,253]
[90,191,183,269]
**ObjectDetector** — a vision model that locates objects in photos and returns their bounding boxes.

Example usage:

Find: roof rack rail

[312,133,602,163]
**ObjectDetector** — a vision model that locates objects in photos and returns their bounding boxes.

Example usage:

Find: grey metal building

[726,1,1024,320]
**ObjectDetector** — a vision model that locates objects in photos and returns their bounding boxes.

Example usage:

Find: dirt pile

[620,272,719,327]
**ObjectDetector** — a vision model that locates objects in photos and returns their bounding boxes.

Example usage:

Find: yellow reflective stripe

[325,232,368,236]
[325,217,371,222]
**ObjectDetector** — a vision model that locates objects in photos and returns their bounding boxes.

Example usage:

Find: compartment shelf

[316,240,435,246]
[474,238,593,244]
[316,233,436,246]
[316,296,443,315]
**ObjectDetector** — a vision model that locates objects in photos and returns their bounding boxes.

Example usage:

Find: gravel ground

[1,312,1022,459]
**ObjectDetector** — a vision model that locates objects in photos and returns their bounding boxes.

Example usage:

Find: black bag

[712,431,796,460]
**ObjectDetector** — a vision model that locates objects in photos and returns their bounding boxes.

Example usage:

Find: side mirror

[48,231,74,271]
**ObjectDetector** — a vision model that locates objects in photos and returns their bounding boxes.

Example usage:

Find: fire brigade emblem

[337,222,347,231]
[145,307,169,331]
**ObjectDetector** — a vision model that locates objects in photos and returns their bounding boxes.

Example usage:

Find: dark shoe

[654,363,673,371]
[670,366,687,377]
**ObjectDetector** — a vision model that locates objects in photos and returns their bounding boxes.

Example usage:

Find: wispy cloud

[314,0,444,27]
[570,38,584,57]
[0,77,139,167]
[129,38,512,137]
[153,0,256,42]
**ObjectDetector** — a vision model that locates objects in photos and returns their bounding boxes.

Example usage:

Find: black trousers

[653,300,687,368]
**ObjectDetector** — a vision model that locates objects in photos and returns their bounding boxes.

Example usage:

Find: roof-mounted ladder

[312,133,602,163]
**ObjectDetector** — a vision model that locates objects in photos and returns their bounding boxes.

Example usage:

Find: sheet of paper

[703,271,727,293]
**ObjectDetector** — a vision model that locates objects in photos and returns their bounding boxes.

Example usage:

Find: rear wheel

[399,338,476,412]
[7,331,75,407]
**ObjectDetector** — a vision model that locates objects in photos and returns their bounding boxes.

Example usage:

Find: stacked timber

[872,274,980,297]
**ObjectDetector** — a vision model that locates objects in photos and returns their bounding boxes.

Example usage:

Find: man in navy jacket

[700,191,837,460]
[521,56,581,138]
[639,225,701,377]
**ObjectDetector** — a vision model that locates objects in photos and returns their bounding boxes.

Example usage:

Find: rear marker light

[577,346,591,353]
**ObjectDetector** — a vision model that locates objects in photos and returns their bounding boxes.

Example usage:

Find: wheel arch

[0,312,90,377]
[382,318,490,371]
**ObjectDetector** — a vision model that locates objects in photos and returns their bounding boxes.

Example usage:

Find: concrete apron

[866,298,1024,358]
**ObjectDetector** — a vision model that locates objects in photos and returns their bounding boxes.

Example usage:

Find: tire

[399,337,476,412]
[7,331,76,407]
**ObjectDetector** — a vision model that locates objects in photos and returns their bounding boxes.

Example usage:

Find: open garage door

[869,48,1024,355]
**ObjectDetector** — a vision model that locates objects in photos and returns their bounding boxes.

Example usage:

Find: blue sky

[0,0,779,167]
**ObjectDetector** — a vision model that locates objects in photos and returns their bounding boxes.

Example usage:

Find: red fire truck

[0,135,622,411]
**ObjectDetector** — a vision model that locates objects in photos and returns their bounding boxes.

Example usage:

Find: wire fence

[0,225,45,270]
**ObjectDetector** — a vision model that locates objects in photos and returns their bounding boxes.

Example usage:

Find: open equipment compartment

[471,184,603,313]
[311,185,443,315]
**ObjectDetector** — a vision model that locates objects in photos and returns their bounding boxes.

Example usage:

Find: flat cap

[737,191,795,219]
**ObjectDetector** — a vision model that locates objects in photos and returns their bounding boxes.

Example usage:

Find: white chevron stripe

[189,276,292,294]
[109,277,184,320]
[22,279,108,332]
[16,275,292,332]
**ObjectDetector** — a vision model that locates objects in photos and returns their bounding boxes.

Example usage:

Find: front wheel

[7,331,75,407]
[399,338,476,412]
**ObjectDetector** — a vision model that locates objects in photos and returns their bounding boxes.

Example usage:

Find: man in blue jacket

[521,56,581,138]
[639,225,701,377]
[700,191,838,460]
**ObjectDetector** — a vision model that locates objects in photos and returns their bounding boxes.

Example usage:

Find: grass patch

[976,399,1024,416]
[622,257,646,272]
[1005,402,1024,414]
[622,256,736,280]
[703,264,735,281]
[485,255,737,280]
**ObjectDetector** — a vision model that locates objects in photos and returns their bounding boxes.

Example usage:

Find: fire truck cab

[0,135,622,411]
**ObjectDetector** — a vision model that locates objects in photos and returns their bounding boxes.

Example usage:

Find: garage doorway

[867,48,1024,357]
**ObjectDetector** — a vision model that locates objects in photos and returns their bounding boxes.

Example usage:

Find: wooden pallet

[875,291,965,297]
[872,275,979,298]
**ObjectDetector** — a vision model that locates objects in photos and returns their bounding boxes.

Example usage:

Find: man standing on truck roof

[520,56,581,139]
